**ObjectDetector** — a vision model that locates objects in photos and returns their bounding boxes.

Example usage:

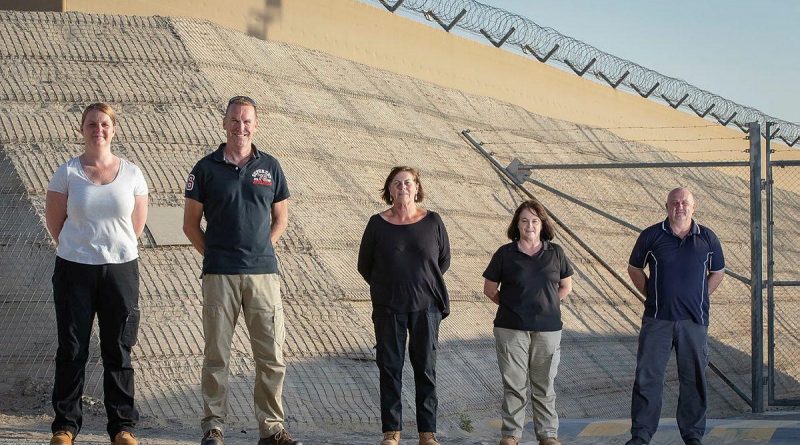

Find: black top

[357,211,451,317]
[483,241,573,332]
[185,144,290,274]
[628,219,725,326]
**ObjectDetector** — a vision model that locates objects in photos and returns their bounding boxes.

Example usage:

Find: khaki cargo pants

[494,327,562,441]
[201,273,286,438]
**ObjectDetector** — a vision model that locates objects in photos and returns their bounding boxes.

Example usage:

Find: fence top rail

[772,281,800,287]
[769,160,800,167]
[518,161,750,170]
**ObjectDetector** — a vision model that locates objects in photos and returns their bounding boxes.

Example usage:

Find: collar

[661,218,700,236]
[514,239,553,252]
[212,143,261,163]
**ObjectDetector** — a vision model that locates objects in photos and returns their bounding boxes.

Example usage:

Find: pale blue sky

[402,0,799,123]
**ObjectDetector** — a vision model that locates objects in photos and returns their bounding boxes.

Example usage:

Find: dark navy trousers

[51,257,140,440]
[630,316,708,443]
[372,309,441,433]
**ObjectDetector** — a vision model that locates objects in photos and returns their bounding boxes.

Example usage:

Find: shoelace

[206,429,223,439]
[274,429,293,442]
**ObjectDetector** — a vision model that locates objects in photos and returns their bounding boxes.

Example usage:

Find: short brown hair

[507,198,556,241]
[381,166,424,205]
[80,102,117,127]
[226,95,257,117]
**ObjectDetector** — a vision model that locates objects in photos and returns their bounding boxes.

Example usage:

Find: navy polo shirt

[628,219,724,326]
[185,144,289,275]
[483,241,574,332]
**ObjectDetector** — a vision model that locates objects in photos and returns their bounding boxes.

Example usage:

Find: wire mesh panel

[767,160,800,405]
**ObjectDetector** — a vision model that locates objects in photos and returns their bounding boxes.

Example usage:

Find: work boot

[625,438,648,445]
[113,431,139,445]
[380,431,400,445]
[419,432,440,445]
[50,431,74,445]
[499,436,519,445]
[539,438,561,445]
[684,439,703,445]
[257,428,303,445]
[201,428,224,445]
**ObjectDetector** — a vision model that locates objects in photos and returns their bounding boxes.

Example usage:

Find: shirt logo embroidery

[185,174,195,191]
[252,169,273,186]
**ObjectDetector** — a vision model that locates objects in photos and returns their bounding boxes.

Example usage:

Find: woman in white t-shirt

[44,103,148,445]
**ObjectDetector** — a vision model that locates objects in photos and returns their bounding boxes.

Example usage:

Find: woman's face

[389,170,418,205]
[81,109,115,147]
[517,208,542,242]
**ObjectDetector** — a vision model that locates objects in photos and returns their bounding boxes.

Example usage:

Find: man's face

[666,188,695,227]
[223,103,257,148]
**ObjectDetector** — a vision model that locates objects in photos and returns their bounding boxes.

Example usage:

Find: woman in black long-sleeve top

[358,166,450,445]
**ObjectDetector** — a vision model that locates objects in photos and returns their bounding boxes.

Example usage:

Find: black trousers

[373,309,441,433]
[630,317,708,443]
[51,257,140,440]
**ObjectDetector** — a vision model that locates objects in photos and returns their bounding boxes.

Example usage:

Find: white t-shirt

[48,156,148,265]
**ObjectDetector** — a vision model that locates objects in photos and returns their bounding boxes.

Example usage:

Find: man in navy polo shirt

[624,187,725,445]
[183,96,301,445]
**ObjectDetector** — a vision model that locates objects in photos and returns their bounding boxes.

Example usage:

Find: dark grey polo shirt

[185,144,289,275]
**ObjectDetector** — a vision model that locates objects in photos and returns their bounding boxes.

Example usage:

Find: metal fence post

[749,122,764,413]
[765,121,775,406]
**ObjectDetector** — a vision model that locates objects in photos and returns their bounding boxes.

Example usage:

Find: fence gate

[765,141,800,406]
[464,124,767,412]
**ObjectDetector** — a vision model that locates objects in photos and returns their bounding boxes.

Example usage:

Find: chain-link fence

[462,124,795,413]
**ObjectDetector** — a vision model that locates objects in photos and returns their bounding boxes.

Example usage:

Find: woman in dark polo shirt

[483,199,573,445]
[358,166,450,445]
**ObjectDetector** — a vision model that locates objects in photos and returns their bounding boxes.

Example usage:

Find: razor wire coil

[369,0,800,146]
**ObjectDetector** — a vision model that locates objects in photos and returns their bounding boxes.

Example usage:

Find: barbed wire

[368,0,800,147]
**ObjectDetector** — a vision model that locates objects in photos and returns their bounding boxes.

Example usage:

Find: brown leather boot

[499,436,519,445]
[50,431,74,445]
[258,428,303,445]
[113,431,139,445]
[419,432,440,445]
[539,438,561,445]
[380,431,400,445]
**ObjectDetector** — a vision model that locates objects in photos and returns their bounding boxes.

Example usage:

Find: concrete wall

[56,0,771,159]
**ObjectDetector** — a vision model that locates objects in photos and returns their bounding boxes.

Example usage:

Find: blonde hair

[80,102,117,127]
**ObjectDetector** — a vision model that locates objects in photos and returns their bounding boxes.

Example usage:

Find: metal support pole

[749,122,764,413]
[511,160,749,170]
[765,122,775,406]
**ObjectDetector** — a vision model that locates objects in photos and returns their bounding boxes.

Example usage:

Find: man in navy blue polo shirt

[183,96,301,445]
[623,187,725,445]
